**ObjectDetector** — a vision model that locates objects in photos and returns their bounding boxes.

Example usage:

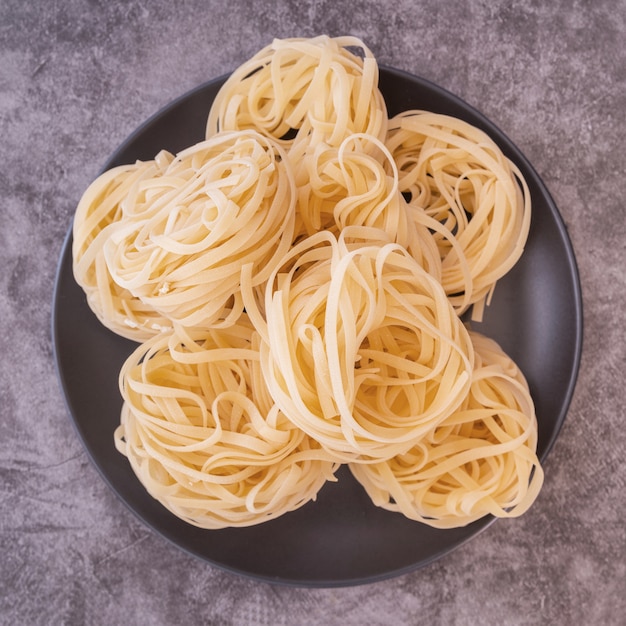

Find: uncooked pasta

[206,35,388,183]
[243,229,474,462]
[102,130,296,330]
[69,34,542,531]
[295,133,442,279]
[349,331,543,527]
[72,153,175,340]
[385,111,531,317]
[114,318,339,528]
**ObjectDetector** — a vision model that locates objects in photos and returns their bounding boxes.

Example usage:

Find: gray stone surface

[1,0,625,624]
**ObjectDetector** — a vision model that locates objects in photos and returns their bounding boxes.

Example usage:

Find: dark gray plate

[52,67,583,587]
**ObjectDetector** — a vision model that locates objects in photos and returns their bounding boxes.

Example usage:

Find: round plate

[52,67,583,587]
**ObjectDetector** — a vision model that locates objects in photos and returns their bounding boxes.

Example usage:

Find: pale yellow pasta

[114,317,338,529]
[295,133,442,279]
[349,331,543,528]
[72,153,175,340]
[385,111,531,317]
[103,130,296,330]
[67,35,545,530]
[243,230,474,463]
[206,35,388,178]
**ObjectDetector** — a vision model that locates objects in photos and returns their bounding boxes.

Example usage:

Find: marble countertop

[2,1,624,624]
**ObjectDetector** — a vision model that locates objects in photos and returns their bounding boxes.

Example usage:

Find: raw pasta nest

[75,130,296,335]
[206,35,388,181]
[114,318,338,529]
[385,111,531,316]
[294,133,442,279]
[244,229,474,462]
[350,331,544,528]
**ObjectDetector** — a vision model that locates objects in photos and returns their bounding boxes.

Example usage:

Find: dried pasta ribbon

[114,317,338,529]
[385,111,531,318]
[349,331,544,528]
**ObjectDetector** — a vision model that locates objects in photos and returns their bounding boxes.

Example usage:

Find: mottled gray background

[2,0,625,624]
